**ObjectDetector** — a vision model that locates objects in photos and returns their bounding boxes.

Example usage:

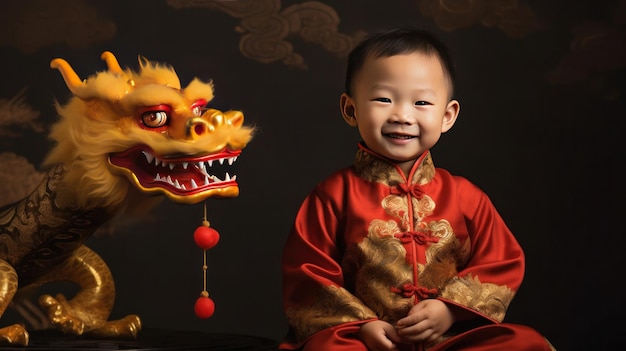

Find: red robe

[281,144,554,351]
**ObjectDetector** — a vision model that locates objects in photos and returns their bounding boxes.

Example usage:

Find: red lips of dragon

[109,146,242,201]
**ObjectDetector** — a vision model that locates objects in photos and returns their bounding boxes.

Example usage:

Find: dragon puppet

[0,52,254,345]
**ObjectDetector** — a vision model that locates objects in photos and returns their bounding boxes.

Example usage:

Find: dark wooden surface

[0,328,280,350]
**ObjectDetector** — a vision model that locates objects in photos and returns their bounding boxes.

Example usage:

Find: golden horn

[101,51,123,74]
[50,58,85,96]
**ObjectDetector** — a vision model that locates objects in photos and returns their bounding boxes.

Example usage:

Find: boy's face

[341,52,459,171]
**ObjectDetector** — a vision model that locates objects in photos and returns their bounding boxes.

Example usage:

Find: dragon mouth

[109,145,242,203]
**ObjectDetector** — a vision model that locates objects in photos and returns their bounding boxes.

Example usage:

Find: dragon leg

[38,245,141,339]
[0,259,29,346]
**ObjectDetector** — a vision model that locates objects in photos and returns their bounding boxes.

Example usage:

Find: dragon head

[44,52,254,211]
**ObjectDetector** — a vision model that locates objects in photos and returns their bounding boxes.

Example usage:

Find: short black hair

[344,27,456,99]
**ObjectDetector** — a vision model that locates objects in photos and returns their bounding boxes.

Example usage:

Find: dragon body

[0,52,253,345]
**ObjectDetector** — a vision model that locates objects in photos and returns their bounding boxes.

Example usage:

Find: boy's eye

[415,101,430,106]
[373,97,391,103]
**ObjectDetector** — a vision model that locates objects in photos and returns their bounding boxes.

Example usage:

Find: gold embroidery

[411,195,436,222]
[285,285,376,342]
[381,196,409,228]
[351,147,511,324]
[353,149,404,185]
[353,149,436,186]
[440,275,515,322]
[421,221,471,288]
[411,152,436,185]
[343,225,414,322]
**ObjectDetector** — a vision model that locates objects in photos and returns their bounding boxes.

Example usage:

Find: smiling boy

[280,27,555,351]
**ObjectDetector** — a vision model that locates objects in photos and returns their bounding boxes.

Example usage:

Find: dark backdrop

[0,0,624,350]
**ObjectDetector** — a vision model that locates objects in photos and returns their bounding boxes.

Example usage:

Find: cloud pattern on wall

[546,1,626,101]
[0,0,115,53]
[0,153,45,208]
[416,0,546,38]
[167,0,367,69]
[0,91,45,207]
[0,91,42,140]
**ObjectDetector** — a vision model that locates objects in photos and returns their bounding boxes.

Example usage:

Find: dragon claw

[39,293,142,339]
[39,294,86,335]
[0,324,29,346]
[89,314,142,339]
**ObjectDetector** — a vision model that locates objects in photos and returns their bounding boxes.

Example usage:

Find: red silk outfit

[281,144,554,351]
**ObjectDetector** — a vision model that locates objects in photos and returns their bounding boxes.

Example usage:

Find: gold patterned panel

[285,284,376,342]
[440,275,514,322]
[342,220,415,322]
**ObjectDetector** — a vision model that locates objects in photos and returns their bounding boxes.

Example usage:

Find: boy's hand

[395,299,454,343]
[358,320,401,351]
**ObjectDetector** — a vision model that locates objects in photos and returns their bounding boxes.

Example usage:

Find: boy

[280,27,554,351]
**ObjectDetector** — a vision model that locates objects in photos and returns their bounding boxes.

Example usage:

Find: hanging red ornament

[194,221,220,250]
[194,292,215,319]
[194,203,218,319]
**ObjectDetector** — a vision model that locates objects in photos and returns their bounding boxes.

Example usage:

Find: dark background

[0,0,624,350]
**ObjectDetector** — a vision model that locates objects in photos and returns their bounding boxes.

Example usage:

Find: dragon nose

[185,117,212,140]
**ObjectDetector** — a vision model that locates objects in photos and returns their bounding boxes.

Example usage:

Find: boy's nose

[390,106,414,124]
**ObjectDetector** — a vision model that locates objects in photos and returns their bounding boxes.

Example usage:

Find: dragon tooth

[232,174,237,180]
[204,176,210,185]
[219,158,224,165]
[228,157,234,165]
[154,158,161,167]
[181,183,186,190]
[143,151,154,164]
[183,162,188,169]
[208,160,213,167]
[169,163,175,170]
[166,175,173,185]
[198,162,205,170]
[190,179,198,189]
[225,172,231,181]
[200,169,210,178]
[174,179,181,188]
[155,173,161,181]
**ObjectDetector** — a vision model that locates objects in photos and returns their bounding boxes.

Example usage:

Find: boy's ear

[441,99,460,133]
[340,93,358,127]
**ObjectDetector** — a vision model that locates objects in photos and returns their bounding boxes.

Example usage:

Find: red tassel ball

[194,295,215,319]
[194,225,220,249]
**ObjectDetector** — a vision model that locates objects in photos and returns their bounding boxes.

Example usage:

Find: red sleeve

[438,176,524,323]
[281,185,377,346]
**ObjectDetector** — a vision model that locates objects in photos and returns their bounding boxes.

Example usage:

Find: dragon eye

[191,99,207,117]
[142,111,169,128]
[192,106,203,117]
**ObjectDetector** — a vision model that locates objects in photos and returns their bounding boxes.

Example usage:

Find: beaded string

[193,201,220,318]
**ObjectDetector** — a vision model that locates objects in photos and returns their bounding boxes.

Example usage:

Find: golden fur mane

[44,54,253,213]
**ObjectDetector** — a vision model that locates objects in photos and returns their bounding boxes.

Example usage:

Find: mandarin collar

[353,143,435,186]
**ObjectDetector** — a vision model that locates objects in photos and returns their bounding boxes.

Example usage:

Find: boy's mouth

[385,133,416,140]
